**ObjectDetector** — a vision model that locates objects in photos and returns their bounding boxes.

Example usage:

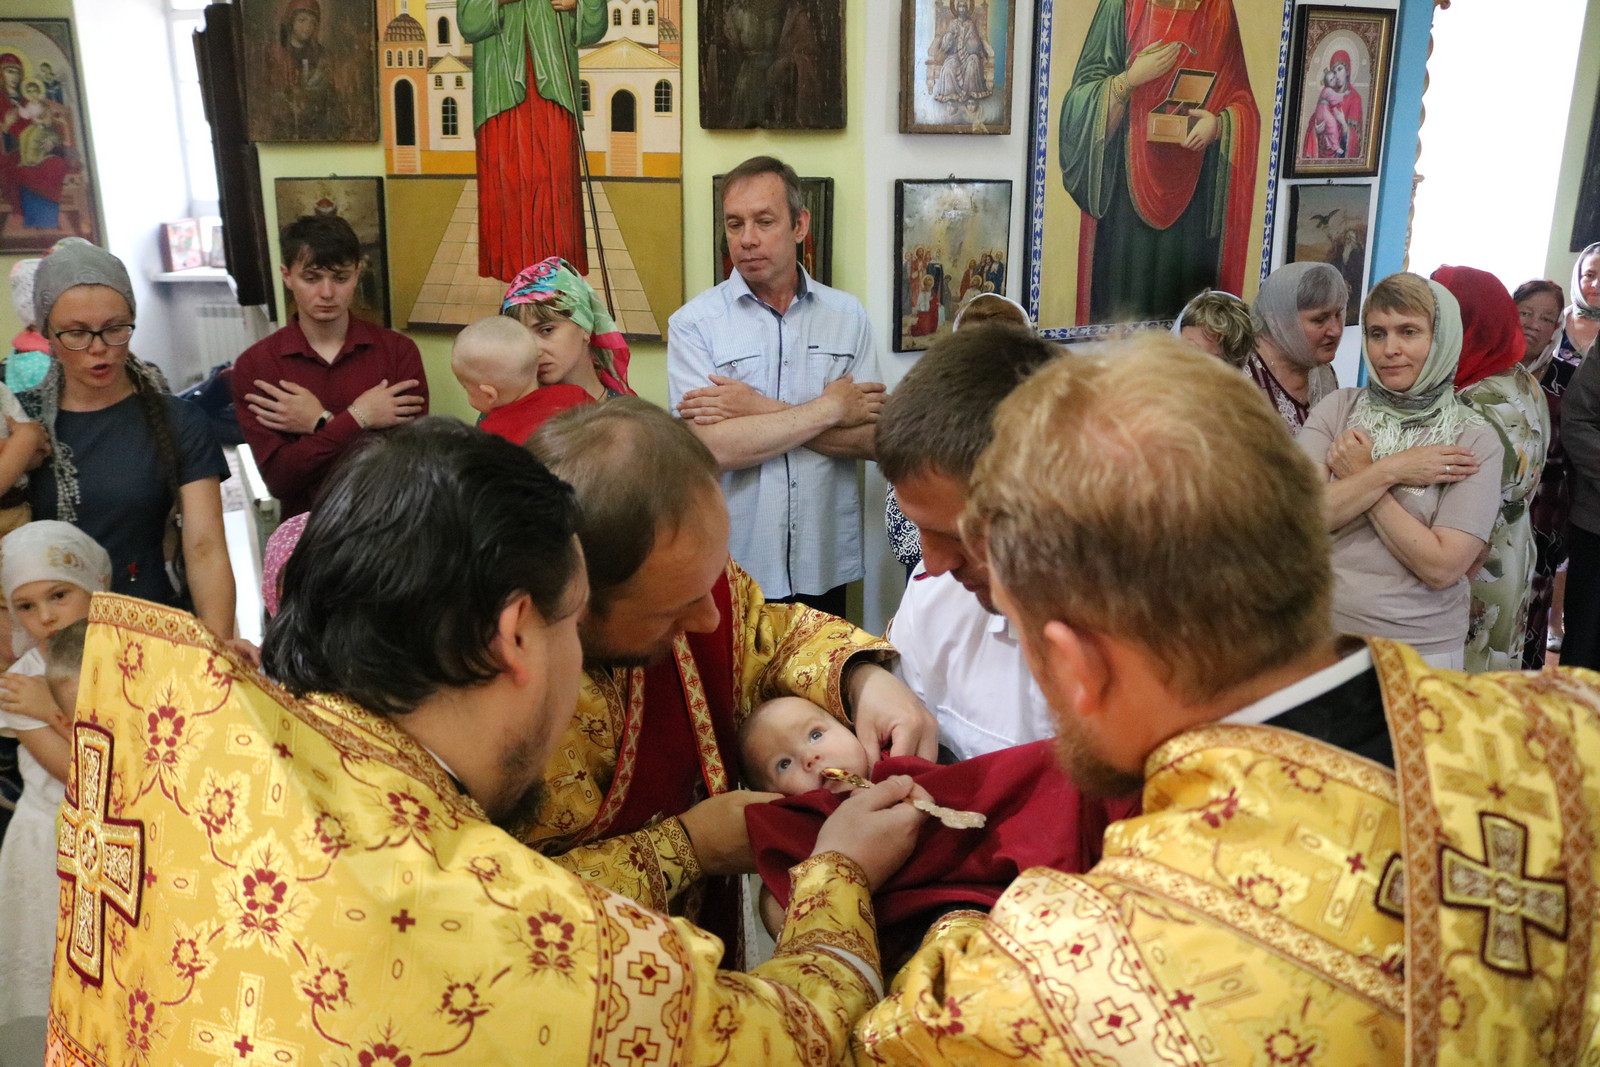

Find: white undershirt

[1218,647,1374,727]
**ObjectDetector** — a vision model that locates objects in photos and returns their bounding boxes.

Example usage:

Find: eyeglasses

[50,324,135,351]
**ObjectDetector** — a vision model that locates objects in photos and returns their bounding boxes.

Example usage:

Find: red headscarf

[1432,265,1524,390]
[1330,49,1352,71]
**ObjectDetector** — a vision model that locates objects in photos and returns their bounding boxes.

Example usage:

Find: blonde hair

[1363,272,1435,322]
[1178,291,1255,367]
[964,334,1332,703]
[953,293,1031,332]
[451,315,537,392]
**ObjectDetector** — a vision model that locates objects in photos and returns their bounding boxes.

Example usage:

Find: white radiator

[193,303,267,367]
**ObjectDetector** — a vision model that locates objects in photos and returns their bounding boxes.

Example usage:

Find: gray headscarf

[1252,262,1349,369]
[22,241,164,524]
[32,238,136,330]
[1570,242,1600,322]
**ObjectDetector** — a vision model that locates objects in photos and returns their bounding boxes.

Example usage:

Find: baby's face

[743,697,869,796]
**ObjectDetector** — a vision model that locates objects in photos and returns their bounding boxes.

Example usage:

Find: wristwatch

[313,410,333,433]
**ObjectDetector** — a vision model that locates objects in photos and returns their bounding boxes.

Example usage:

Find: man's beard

[1052,716,1144,798]
[489,739,550,835]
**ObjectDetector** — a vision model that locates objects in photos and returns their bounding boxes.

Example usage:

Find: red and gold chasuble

[855,639,1600,1066]
[48,595,886,1067]
[527,561,890,932]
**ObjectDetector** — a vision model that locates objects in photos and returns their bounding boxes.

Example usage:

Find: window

[654,79,672,113]
[632,8,641,25]
[580,79,592,112]
[437,16,450,45]
[441,96,459,137]
[386,49,393,66]
[648,9,656,24]
[434,75,442,88]
[455,75,464,88]
[612,9,621,25]
[166,0,219,214]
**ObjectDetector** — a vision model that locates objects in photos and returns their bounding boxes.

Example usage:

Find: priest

[854,336,1600,1065]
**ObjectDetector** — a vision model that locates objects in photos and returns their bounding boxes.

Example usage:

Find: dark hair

[45,617,88,687]
[528,397,720,613]
[279,214,360,272]
[263,418,581,716]
[721,155,804,226]
[1513,279,1565,306]
[877,325,1060,485]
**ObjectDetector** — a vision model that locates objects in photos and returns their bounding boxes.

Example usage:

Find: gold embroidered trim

[659,815,701,890]
[1146,723,1398,804]
[1095,856,1404,1014]
[582,666,646,845]
[673,633,729,795]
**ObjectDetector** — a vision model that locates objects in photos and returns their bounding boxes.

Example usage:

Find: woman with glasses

[19,241,235,635]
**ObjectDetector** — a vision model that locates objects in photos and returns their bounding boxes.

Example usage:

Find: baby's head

[1,520,111,655]
[739,696,870,796]
[45,618,88,720]
[451,314,541,415]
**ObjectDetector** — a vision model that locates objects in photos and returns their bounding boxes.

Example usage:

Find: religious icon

[893,179,1011,352]
[0,19,101,254]
[1026,0,1292,337]
[1286,7,1393,178]
[1286,182,1371,325]
[698,0,846,130]
[901,0,1015,134]
[239,0,379,142]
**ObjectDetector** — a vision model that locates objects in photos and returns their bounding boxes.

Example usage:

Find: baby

[739,695,1140,965]
[451,315,590,446]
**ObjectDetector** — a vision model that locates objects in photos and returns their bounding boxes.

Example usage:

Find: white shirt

[668,267,880,599]
[887,570,1055,761]
[1219,647,1375,727]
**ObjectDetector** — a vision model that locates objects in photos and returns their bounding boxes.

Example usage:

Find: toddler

[739,695,1139,965]
[0,521,111,1028]
[451,315,590,445]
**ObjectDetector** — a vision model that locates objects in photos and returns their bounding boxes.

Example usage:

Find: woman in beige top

[1297,273,1505,667]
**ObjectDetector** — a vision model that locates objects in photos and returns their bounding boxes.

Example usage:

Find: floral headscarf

[261,512,309,618]
[501,258,633,396]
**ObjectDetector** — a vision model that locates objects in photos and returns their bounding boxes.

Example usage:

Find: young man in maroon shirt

[232,215,428,517]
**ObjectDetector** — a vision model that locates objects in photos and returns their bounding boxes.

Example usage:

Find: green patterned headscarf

[1351,278,1483,460]
[501,257,632,395]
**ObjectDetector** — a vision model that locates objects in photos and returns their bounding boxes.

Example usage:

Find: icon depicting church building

[378,0,680,180]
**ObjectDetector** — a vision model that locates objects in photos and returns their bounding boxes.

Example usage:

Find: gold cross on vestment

[1441,812,1568,974]
[57,724,145,984]
[191,972,303,1064]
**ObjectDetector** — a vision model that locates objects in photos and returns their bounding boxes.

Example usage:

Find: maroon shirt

[232,316,428,517]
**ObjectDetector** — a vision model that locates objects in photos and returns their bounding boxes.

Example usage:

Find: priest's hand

[848,662,940,767]
[813,775,928,890]
[679,789,783,876]
[1182,108,1220,152]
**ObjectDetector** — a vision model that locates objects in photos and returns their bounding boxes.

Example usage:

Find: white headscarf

[8,259,40,329]
[1570,242,1600,322]
[1,520,112,656]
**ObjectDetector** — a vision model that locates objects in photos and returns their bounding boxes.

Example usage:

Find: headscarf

[1429,265,1521,390]
[8,259,40,329]
[0,520,111,656]
[1252,262,1348,369]
[23,241,165,523]
[952,293,1032,332]
[501,258,633,396]
[1329,49,1352,72]
[261,512,308,618]
[1351,278,1484,460]
[32,238,136,330]
[1570,241,1600,322]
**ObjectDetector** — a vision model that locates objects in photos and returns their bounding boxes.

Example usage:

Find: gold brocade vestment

[855,638,1600,1065]
[48,596,884,1066]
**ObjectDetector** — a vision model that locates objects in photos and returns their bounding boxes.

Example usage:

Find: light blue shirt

[668,268,880,599]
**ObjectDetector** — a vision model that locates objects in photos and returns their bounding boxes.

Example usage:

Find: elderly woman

[1248,262,1349,432]
[21,242,235,637]
[1298,272,1504,668]
[1431,265,1548,672]
[1559,248,1600,670]
[1556,242,1600,365]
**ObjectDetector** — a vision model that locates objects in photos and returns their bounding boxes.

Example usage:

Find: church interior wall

[1545,0,1600,282]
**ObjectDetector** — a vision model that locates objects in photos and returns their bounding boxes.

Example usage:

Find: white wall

[75,0,196,383]
[1410,0,1587,291]
[858,0,1038,633]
